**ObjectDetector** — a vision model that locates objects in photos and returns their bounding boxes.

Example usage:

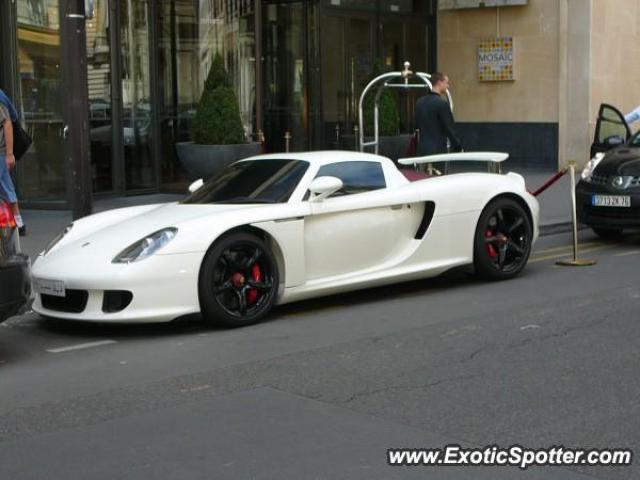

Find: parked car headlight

[581,153,605,182]
[43,222,74,256]
[112,228,177,264]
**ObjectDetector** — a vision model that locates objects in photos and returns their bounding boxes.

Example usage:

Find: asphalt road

[1,230,639,480]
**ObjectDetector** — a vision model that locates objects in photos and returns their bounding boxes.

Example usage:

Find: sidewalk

[19,170,574,260]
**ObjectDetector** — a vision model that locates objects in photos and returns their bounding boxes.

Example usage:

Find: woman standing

[0,89,25,236]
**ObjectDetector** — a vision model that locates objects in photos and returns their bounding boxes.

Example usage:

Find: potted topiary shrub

[176,54,260,180]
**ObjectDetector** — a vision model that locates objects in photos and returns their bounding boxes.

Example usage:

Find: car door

[303,161,422,281]
[591,103,631,157]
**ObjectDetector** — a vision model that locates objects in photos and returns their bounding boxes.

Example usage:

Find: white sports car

[32,151,539,327]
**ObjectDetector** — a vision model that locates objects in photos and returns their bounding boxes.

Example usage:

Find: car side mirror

[309,176,343,202]
[188,178,204,193]
[604,135,625,147]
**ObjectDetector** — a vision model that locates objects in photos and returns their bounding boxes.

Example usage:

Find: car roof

[242,150,394,167]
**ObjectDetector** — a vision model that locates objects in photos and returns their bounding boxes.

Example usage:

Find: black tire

[592,227,623,240]
[199,233,279,328]
[474,198,533,280]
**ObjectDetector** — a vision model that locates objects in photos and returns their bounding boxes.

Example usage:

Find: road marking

[533,241,606,255]
[529,245,612,263]
[520,324,540,330]
[46,340,117,354]
[614,250,640,257]
[181,384,211,393]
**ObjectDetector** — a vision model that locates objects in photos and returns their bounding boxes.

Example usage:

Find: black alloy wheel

[474,198,533,280]
[199,233,278,327]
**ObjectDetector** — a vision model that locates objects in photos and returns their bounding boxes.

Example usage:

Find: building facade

[438,0,640,170]
[0,0,437,207]
[1,0,638,208]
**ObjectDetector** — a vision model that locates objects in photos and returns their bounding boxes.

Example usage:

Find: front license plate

[33,278,66,297]
[592,195,631,207]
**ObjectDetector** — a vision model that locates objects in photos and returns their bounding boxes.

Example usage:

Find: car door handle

[390,204,404,210]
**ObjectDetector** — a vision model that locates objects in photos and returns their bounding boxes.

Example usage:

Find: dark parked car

[0,202,30,323]
[576,103,640,238]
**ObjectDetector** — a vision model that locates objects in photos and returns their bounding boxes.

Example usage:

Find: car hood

[596,146,640,176]
[42,202,271,261]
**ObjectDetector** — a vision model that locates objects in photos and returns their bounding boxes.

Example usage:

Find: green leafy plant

[363,60,400,137]
[192,54,245,145]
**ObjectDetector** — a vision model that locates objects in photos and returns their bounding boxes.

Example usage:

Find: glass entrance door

[86,0,114,193]
[263,2,307,152]
[120,0,154,191]
[320,14,372,147]
[14,0,66,202]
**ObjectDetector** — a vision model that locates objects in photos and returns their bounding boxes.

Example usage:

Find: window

[315,161,386,196]
[182,159,309,204]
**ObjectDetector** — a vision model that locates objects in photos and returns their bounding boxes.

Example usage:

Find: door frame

[0,0,19,99]
[315,2,438,150]
[590,103,631,157]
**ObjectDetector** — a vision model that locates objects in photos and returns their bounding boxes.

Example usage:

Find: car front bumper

[31,252,203,323]
[576,180,640,229]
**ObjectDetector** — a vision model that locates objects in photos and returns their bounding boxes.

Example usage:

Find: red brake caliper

[246,263,262,304]
[485,230,498,259]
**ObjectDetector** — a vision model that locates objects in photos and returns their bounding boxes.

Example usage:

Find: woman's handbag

[12,120,32,161]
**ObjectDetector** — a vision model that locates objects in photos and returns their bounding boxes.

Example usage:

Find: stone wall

[437,0,560,123]
[590,0,640,134]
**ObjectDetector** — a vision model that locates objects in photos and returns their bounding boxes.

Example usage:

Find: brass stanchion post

[284,131,291,153]
[556,160,596,267]
[353,125,359,151]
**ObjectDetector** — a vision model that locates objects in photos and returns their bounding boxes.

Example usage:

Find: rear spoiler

[398,151,509,166]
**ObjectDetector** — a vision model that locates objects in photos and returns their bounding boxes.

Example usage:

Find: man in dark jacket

[415,72,462,156]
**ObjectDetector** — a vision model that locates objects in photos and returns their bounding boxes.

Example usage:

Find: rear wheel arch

[473,195,533,280]
[486,193,534,232]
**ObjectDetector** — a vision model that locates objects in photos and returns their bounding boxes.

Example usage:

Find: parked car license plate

[33,278,66,297]
[592,195,631,207]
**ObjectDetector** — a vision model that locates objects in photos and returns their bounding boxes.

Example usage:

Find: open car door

[591,103,631,157]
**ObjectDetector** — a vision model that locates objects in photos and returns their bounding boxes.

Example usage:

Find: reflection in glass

[157,1,256,191]
[15,0,65,201]
[182,160,309,204]
[86,0,113,193]
[320,15,371,146]
[382,21,403,71]
[121,0,154,191]
[263,3,306,152]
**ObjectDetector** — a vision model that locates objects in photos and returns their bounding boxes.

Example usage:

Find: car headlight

[112,228,177,264]
[581,153,605,182]
[43,222,74,256]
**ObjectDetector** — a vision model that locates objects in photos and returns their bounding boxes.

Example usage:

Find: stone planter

[176,142,262,181]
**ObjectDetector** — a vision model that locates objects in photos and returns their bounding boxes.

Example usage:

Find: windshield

[182,159,309,204]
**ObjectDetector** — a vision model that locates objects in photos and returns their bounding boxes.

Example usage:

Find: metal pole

[556,161,596,267]
[284,131,291,153]
[109,0,125,194]
[254,0,263,135]
[353,125,359,151]
[570,161,579,259]
[62,0,93,219]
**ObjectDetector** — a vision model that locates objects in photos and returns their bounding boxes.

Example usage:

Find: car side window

[315,161,386,197]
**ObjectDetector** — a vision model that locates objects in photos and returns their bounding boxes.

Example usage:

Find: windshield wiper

[214,197,277,204]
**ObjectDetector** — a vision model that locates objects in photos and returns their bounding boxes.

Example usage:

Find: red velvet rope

[530,169,568,197]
